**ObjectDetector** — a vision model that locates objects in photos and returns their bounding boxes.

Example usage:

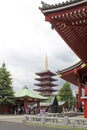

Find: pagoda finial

[45,54,48,70]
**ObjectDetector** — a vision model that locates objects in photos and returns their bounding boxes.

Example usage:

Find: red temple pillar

[81,83,87,118]
[84,100,87,118]
[85,83,87,96]
[77,81,82,110]
[76,91,78,110]
[74,69,82,111]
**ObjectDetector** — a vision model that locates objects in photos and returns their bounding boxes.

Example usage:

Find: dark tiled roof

[35,76,58,81]
[36,69,56,76]
[57,60,83,74]
[39,0,84,11]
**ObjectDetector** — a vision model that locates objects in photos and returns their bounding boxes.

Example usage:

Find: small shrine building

[14,86,47,114]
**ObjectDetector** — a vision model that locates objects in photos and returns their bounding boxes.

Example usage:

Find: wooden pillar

[76,91,78,110]
[37,101,40,113]
[24,98,29,114]
[84,99,87,118]
[77,81,82,110]
[74,69,82,110]
[85,83,87,96]
[81,83,87,118]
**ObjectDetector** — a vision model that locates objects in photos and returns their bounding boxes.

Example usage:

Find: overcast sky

[0,0,80,93]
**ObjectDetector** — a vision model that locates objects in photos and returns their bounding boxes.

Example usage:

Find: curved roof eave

[40,0,86,13]
[57,61,87,86]
[57,60,83,74]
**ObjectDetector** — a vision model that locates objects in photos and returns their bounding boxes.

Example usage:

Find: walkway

[0,115,23,123]
[0,121,71,130]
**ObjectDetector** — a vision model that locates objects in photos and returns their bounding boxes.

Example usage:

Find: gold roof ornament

[81,63,86,68]
[45,54,48,70]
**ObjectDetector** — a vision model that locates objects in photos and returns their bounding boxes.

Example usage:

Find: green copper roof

[14,86,47,100]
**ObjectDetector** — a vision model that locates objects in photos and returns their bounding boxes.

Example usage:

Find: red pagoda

[34,55,58,96]
[39,0,87,118]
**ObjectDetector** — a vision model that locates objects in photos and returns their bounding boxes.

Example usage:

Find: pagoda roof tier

[57,60,87,86]
[35,76,58,81]
[35,69,56,76]
[34,87,57,92]
[34,81,58,87]
[40,0,87,63]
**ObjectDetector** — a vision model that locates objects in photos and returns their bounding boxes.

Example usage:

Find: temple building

[57,61,85,111]
[0,86,47,114]
[34,55,58,96]
[14,86,47,114]
[39,0,87,118]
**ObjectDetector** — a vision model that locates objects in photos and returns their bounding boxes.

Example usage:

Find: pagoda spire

[45,54,48,70]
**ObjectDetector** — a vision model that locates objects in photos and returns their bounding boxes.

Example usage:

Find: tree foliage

[58,82,76,108]
[0,63,14,104]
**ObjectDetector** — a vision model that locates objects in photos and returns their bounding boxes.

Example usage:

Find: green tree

[58,82,76,109]
[57,95,61,101]
[71,96,77,107]
[0,63,14,105]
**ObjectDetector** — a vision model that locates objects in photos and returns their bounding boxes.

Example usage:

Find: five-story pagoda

[34,55,58,96]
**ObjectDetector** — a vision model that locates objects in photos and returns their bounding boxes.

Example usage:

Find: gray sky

[0,0,80,92]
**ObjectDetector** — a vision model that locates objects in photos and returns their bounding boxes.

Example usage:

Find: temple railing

[44,112,77,117]
[22,113,87,128]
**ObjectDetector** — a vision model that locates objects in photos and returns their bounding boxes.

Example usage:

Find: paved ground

[0,115,72,130]
[0,121,70,130]
[0,115,23,123]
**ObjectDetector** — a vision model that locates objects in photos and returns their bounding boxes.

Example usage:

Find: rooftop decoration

[45,54,48,70]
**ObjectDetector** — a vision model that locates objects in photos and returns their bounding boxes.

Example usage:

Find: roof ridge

[39,0,85,11]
